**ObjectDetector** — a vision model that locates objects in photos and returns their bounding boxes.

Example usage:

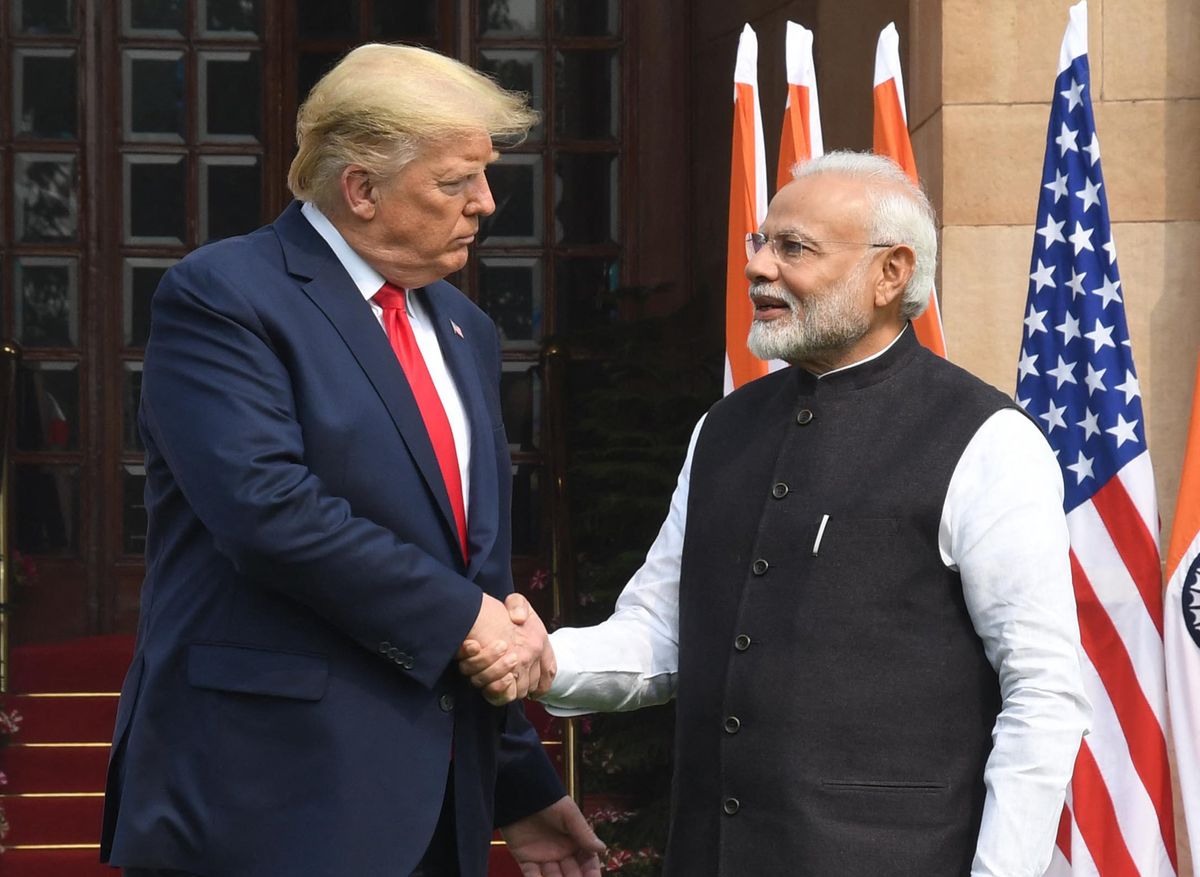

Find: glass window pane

[199,0,260,36]
[125,51,185,142]
[15,257,78,349]
[481,154,542,245]
[479,257,542,350]
[200,156,261,242]
[479,50,544,143]
[123,363,144,453]
[297,0,357,38]
[555,50,619,140]
[199,52,261,142]
[16,361,79,451]
[555,0,619,36]
[123,465,149,556]
[501,362,541,451]
[15,49,78,140]
[124,258,175,347]
[479,0,542,36]
[375,1,435,39]
[556,257,619,336]
[297,52,341,106]
[15,153,79,243]
[554,153,617,244]
[510,463,541,556]
[17,0,75,34]
[125,154,186,244]
[126,0,186,35]
[14,465,80,556]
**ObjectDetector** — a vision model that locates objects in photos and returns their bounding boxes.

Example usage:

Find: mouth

[750,291,792,321]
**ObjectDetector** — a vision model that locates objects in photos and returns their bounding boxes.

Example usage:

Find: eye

[775,236,807,259]
[438,175,472,194]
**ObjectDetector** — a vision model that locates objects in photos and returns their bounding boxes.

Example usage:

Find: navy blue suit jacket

[101,202,564,876]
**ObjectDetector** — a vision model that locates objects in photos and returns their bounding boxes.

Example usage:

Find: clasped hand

[459,593,556,705]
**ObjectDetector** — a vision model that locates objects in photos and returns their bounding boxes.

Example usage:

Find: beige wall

[909,2,1199,872]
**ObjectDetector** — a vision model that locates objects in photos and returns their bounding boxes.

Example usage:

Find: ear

[874,244,916,309]
[339,165,378,221]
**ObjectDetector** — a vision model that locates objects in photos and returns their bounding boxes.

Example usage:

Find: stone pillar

[909,2,1198,871]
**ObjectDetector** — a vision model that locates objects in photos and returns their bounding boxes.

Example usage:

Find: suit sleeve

[493,701,569,827]
[140,256,482,688]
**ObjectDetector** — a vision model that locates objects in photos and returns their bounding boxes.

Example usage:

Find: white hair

[791,151,938,320]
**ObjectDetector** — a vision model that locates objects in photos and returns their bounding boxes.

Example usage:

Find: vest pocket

[821,778,947,792]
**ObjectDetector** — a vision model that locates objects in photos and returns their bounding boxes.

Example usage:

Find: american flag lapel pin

[450,320,464,339]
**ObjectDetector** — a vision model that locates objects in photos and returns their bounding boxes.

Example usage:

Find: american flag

[1016,3,1177,875]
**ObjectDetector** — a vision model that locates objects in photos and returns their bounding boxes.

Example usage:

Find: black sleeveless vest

[666,329,1017,876]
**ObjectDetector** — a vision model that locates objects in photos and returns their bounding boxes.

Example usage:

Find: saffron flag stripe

[871,21,947,358]
[1071,741,1141,877]
[1069,552,1177,859]
[1076,654,1177,874]
[1069,505,1171,711]
[1090,474,1167,634]
[723,24,769,395]
[777,19,823,191]
[1016,4,1176,874]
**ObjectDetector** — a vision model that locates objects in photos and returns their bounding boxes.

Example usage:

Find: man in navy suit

[101,43,603,877]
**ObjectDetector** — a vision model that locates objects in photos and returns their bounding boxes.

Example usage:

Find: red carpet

[0,636,557,876]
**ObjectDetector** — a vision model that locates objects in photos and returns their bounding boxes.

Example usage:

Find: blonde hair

[288,43,538,212]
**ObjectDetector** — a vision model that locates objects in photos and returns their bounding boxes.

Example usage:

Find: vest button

[796,408,814,425]
[771,482,789,499]
[723,797,740,815]
[752,558,769,575]
[439,694,455,712]
[734,634,752,651]
[723,716,741,734]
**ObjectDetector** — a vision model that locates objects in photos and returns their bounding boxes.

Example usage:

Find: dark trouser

[123,772,459,877]
[410,765,459,877]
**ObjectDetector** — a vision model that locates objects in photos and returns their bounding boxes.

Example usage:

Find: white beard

[746,260,872,363]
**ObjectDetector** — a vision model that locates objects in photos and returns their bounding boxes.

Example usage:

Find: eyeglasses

[745,232,895,264]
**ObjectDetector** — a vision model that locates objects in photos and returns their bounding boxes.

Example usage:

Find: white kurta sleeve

[940,408,1091,877]
[539,416,705,716]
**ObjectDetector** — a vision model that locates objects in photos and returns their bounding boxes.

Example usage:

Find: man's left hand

[500,795,604,877]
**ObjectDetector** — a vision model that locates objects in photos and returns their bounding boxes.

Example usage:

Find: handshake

[458,593,555,706]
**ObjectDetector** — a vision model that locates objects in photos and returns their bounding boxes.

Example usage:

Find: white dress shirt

[301,201,471,516]
[542,332,1090,877]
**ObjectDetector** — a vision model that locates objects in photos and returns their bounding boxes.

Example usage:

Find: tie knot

[374,283,407,312]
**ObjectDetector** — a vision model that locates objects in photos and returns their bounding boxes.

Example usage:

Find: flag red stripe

[1090,473,1166,637]
[1055,804,1073,863]
[1072,741,1141,877]
[1069,550,1179,868]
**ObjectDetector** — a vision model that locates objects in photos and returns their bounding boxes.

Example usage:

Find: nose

[745,242,779,284]
[467,172,496,217]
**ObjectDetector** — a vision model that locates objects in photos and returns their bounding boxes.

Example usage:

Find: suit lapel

[273,204,461,558]
[421,286,499,579]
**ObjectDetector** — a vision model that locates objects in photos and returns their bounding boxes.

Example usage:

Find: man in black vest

[463,151,1090,876]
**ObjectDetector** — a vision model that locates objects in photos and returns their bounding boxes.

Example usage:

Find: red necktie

[374,283,468,562]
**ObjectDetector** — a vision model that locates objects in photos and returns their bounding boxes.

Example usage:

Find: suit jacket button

[403,657,415,670]
[734,634,752,651]
[439,693,455,712]
[723,716,741,734]
[796,408,814,425]
[723,797,740,815]
[752,558,769,575]
[771,482,789,499]
[378,642,391,654]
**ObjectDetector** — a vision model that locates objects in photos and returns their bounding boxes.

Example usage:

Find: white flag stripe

[1043,846,1073,877]
[1067,817,1101,877]
[1117,452,1160,544]
[1165,536,1200,858]
[783,21,824,156]
[1076,658,1176,875]
[872,22,907,122]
